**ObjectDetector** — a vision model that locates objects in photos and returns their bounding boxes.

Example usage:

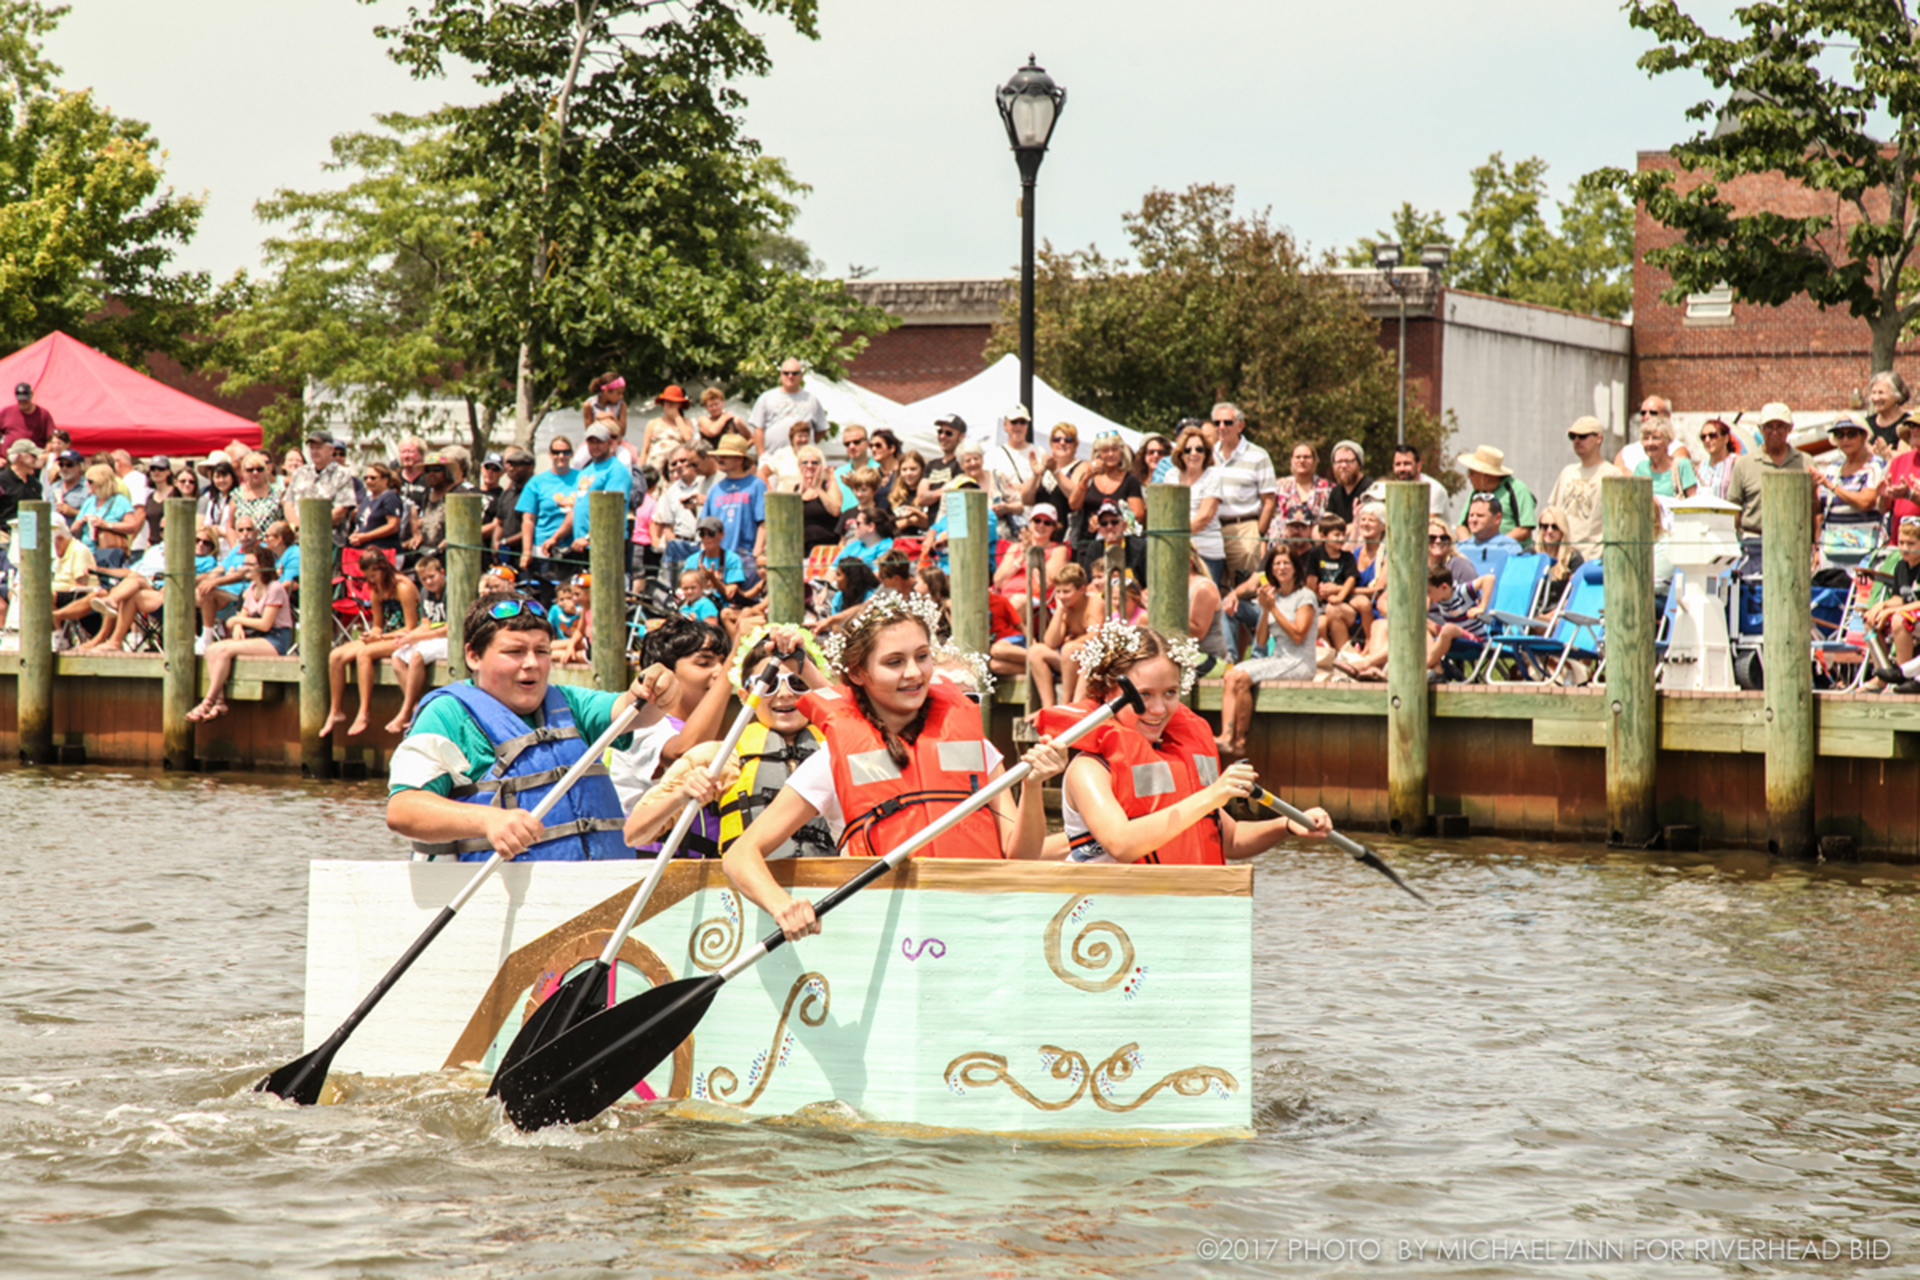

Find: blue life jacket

[409,682,630,862]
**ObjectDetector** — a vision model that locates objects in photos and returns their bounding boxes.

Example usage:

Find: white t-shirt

[784,738,1005,841]
[1189,467,1225,560]
[607,717,678,811]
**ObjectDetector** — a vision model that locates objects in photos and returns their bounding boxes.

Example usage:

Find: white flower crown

[1074,620,1206,698]
[819,589,994,696]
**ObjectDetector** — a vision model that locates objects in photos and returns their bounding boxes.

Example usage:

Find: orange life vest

[800,681,1005,860]
[1037,699,1225,866]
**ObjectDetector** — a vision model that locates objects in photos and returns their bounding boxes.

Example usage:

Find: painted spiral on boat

[943,1042,1237,1112]
[1043,894,1134,992]
[698,972,830,1107]
[688,889,743,973]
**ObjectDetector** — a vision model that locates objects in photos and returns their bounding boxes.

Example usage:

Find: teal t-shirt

[1633,457,1699,498]
[387,681,634,798]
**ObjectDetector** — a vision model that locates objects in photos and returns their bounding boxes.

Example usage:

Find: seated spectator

[1428,519,1483,592]
[1864,517,1920,691]
[319,549,421,737]
[1073,500,1146,587]
[837,504,895,572]
[1023,562,1102,708]
[2,439,45,543]
[413,451,476,559]
[197,518,263,638]
[1817,415,1884,567]
[263,520,300,585]
[1308,513,1360,654]
[1218,546,1318,759]
[913,563,954,640]
[1273,442,1332,528]
[1535,506,1586,614]
[1349,501,1388,631]
[889,449,931,545]
[992,501,1069,618]
[630,463,661,576]
[794,445,841,552]
[919,475,998,573]
[1068,431,1144,547]
[759,419,814,492]
[676,567,725,628]
[47,515,101,642]
[1455,495,1522,578]
[382,554,451,734]
[75,463,140,569]
[230,451,283,538]
[1361,442,1451,520]
[189,547,293,721]
[1187,548,1233,685]
[810,557,881,636]
[552,574,591,666]
[1425,565,1488,681]
[1454,445,1535,545]
[76,532,217,654]
[652,446,706,584]
[691,516,749,607]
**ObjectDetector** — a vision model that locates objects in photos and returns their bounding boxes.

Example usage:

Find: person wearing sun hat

[1452,444,1536,545]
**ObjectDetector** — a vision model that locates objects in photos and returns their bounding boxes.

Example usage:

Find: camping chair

[331,545,378,643]
[1456,553,1550,683]
[1482,560,1606,686]
[1815,545,1904,690]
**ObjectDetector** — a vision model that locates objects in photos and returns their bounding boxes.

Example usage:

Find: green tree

[367,0,885,442]
[993,183,1450,476]
[215,114,507,455]
[1594,0,1920,368]
[1348,154,1633,319]
[0,0,209,363]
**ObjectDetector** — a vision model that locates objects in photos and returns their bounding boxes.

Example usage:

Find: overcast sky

[45,0,1737,284]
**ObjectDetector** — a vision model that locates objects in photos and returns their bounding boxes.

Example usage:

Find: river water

[2,766,1917,1278]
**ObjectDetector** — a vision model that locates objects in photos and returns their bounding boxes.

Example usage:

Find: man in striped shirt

[1209,402,1276,579]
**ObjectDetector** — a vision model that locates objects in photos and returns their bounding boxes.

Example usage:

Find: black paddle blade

[493,973,724,1132]
[484,961,612,1097]
[1356,849,1431,905]
[254,1042,335,1106]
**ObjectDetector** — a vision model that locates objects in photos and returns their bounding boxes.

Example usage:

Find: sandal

[186,697,215,722]
[201,697,230,722]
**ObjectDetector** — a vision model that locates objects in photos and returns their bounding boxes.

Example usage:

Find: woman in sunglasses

[230,451,283,537]
[1694,418,1738,502]
[1172,422,1225,586]
[1535,505,1585,613]
[387,591,679,862]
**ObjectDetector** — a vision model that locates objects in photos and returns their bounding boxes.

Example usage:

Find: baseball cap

[1028,502,1059,524]
[483,452,504,470]
[584,424,612,442]
[1096,501,1123,521]
[504,446,535,465]
[14,382,32,397]
[696,515,724,535]
[146,455,172,471]
[305,428,333,443]
[934,413,967,433]
[422,451,449,469]
[8,438,43,459]
[1005,404,1031,423]
[57,448,81,465]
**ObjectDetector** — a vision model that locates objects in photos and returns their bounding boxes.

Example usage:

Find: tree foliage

[1593,0,1920,368]
[0,0,210,363]
[363,0,886,441]
[1346,153,1633,319]
[995,184,1450,475]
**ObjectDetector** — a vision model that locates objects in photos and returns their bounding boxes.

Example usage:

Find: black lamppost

[997,56,1066,416]
[1372,242,1451,444]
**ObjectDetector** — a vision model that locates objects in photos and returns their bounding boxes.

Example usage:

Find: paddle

[485,659,783,1092]
[1248,784,1429,905]
[492,676,1146,1132]
[255,698,647,1106]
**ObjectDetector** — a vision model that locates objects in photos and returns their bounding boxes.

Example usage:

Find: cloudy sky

[45,0,1737,284]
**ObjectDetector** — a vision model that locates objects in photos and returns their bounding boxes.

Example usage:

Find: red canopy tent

[0,331,262,456]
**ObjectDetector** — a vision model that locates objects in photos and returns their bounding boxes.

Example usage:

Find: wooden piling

[298,498,332,780]
[16,500,52,764]
[444,492,483,680]
[588,491,626,691]
[1147,482,1190,644]
[1762,469,1815,858]
[765,491,803,625]
[1021,540,1049,721]
[946,488,992,731]
[161,497,196,769]
[1601,474,1656,845]
[1386,482,1428,836]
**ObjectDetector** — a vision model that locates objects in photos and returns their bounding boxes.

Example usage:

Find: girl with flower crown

[721,590,1069,941]
[1034,623,1330,865]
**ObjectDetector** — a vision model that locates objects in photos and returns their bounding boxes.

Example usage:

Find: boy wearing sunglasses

[386,592,679,861]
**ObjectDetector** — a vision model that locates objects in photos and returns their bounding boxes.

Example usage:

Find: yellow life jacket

[716,720,836,859]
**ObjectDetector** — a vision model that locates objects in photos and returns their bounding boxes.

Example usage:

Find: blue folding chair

[1483,559,1606,686]
[1452,553,1550,683]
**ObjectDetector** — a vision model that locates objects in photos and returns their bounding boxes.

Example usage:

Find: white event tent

[898,354,1143,463]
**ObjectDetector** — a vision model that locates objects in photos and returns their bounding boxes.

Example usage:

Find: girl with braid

[721,591,1068,941]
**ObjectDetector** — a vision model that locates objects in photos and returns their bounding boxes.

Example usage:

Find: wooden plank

[1534,718,1604,748]
[1815,727,1912,760]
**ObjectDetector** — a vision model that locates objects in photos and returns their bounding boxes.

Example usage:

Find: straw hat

[1457,445,1513,478]
[710,434,754,459]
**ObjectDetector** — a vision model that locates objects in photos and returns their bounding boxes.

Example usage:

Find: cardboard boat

[302,858,1253,1139]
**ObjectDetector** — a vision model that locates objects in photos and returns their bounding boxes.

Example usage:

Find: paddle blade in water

[494,973,724,1132]
[485,961,612,1097]
[255,1044,334,1106]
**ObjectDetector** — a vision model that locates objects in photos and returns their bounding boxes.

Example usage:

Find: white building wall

[1438,292,1632,509]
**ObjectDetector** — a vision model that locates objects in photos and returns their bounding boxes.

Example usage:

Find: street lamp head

[1371,242,1402,271]
[997,55,1066,153]
[1419,243,1453,272]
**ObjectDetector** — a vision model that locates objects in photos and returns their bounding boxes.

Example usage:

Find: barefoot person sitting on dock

[1038,621,1331,864]
[721,590,1069,941]
[386,592,675,862]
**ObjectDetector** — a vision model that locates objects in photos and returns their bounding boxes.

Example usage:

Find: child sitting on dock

[1025,562,1102,709]
[1425,565,1487,682]
[550,576,590,666]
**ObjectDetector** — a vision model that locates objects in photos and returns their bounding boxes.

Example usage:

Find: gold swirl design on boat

[1043,895,1134,992]
[688,890,742,972]
[701,971,830,1107]
[943,1042,1236,1113]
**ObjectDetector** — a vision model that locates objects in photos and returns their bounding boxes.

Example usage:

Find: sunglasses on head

[488,597,549,622]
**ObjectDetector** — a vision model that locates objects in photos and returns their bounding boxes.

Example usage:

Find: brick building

[1631,150,1920,420]
[843,279,1011,404]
